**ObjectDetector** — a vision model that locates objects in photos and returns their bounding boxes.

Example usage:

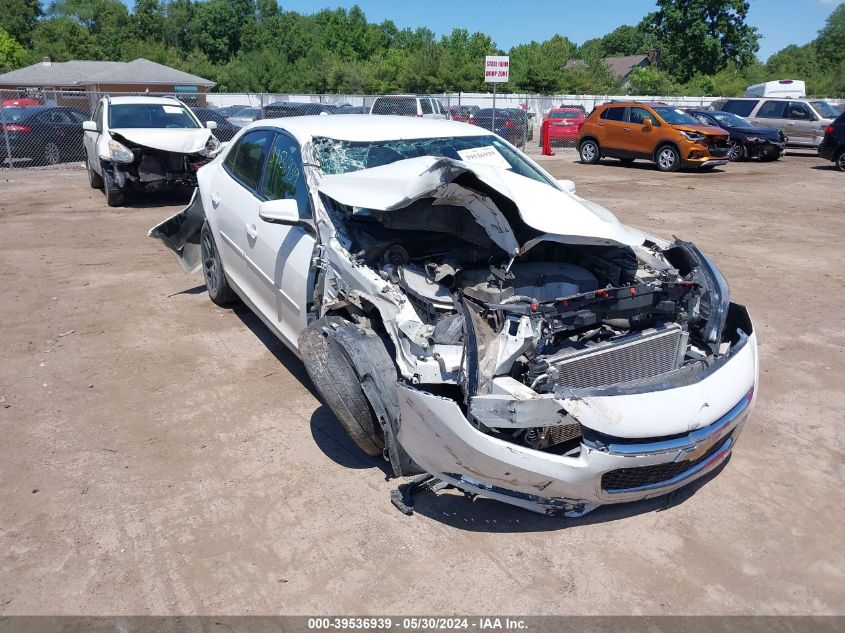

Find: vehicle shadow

[122,188,194,209]
[167,283,207,297]
[811,164,838,171]
[406,458,730,533]
[584,159,726,174]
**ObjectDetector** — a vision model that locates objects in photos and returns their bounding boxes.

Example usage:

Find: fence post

[1,105,12,170]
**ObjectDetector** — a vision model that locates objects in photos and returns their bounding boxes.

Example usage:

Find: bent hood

[110,128,213,154]
[317,156,644,254]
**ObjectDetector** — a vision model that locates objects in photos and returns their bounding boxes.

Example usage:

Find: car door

[785,101,816,146]
[213,129,275,302]
[596,106,627,154]
[247,129,317,347]
[83,101,103,172]
[753,100,788,141]
[621,106,659,156]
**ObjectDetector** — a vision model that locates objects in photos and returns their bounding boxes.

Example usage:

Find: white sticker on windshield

[162,105,183,114]
[457,146,511,170]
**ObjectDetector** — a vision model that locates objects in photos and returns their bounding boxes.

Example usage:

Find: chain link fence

[8,88,834,170]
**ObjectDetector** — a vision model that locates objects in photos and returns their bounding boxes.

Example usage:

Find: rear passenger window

[600,107,625,121]
[757,100,787,119]
[420,99,433,114]
[372,97,413,115]
[722,100,756,117]
[224,130,273,192]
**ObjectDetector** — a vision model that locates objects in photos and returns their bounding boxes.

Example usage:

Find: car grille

[601,436,731,492]
[547,324,684,390]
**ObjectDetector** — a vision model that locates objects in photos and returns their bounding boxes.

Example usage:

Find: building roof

[565,54,651,78]
[0,58,215,88]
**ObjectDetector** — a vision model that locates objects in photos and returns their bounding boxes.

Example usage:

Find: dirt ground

[1,151,843,616]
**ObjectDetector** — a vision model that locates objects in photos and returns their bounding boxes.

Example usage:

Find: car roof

[245,115,489,144]
[106,96,184,105]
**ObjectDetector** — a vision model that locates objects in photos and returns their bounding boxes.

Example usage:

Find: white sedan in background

[150,116,758,517]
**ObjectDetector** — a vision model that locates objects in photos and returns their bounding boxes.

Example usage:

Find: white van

[745,80,806,99]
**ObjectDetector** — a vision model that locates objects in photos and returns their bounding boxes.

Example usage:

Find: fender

[148,188,206,273]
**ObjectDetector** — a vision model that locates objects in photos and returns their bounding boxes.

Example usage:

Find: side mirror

[205,120,218,130]
[557,179,576,194]
[259,198,301,225]
[82,120,97,132]
[642,118,653,129]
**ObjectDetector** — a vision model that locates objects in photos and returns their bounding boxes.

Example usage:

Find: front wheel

[42,142,62,166]
[727,141,746,162]
[200,221,237,306]
[102,168,125,207]
[579,139,600,164]
[86,155,103,189]
[656,145,681,172]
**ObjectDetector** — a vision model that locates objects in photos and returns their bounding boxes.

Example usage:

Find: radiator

[546,324,686,390]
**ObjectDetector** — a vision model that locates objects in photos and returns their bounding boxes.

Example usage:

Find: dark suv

[818,112,845,171]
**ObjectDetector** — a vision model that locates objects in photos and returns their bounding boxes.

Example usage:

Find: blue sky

[272,0,843,61]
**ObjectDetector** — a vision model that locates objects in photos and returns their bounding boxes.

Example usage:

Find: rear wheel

[656,145,681,172]
[42,142,62,166]
[200,221,237,306]
[579,139,600,164]
[836,148,845,172]
[102,169,125,207]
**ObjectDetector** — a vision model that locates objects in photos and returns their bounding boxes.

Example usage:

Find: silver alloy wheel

[727,141,743,161]
[43,142,61,165]
[658,147,677,170]
[201,230,219,295]
[581,142,596,162]
[838,151,845,172]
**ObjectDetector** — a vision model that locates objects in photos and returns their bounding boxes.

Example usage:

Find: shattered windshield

[314,135,556,187]
[109,103,200,129]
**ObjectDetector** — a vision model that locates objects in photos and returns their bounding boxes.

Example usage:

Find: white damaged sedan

[150,115,758,517]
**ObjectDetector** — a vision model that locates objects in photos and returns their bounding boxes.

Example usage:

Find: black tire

[655,144,681,172]
[200,221,237,306]
[102,168,125,207]
[299,317,385,457]
[86,155,103,189]
[836,148,845,172]
[579,139,600,164]
[727,140,746,162]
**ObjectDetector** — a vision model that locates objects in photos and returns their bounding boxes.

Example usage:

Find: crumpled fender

[147,188,206,273]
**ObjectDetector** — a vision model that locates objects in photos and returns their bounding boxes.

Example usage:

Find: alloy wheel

[658,148,677,170]
[727,142,744,162]
[43,142,61,165]
[201,230,219,295]
[581,142,596,162]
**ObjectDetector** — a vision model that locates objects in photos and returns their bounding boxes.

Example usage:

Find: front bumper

[395,326,758,516]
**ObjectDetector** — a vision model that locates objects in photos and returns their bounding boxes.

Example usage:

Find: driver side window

[260,131,311,219]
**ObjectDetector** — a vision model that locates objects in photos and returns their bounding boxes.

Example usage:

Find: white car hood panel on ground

[317,156,645,253]
[110,128,212,154]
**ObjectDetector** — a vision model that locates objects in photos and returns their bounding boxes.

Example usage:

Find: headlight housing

[745,136,763,143]
[681,130,706,142]
[199,135,221,157]
[107,139,134,163]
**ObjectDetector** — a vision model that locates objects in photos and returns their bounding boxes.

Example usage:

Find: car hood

[317,156,644,255]
[734,126,781,139]
[109,128,213,154]
[674,124,729,137]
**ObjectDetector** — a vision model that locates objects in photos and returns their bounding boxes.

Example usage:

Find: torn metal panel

[147,188,205,273]
[110,128,215,154]
[317,156,645,252]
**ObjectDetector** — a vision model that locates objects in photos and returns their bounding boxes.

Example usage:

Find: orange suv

[577,102,730,172]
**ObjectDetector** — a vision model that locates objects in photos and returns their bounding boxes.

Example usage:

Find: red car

[545,107,585,144]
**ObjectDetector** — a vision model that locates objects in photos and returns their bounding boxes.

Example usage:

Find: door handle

[596,122,604,126]
[245,223,258,239]
[210,192,220,206]
[623,127,631,132]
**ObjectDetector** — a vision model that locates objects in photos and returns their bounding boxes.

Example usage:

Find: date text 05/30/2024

[307,617,528,630]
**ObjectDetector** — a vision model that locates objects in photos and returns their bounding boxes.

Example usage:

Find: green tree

[0,26,27,72]
[131,0,165,42]
[816,4,845,67]
[601,24,654,56]
[0,0,41,46]
[643,0,759,82]
[627,67,675,95]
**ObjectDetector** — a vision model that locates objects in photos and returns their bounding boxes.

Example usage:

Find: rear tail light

[825,125,834,135]
[0,124,31,133]
[504,120,516,128]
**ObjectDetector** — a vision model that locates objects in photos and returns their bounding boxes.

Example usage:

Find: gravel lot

[1,151,842,615]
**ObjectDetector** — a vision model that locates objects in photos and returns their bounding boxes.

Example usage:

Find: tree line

[0,0,843,97]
